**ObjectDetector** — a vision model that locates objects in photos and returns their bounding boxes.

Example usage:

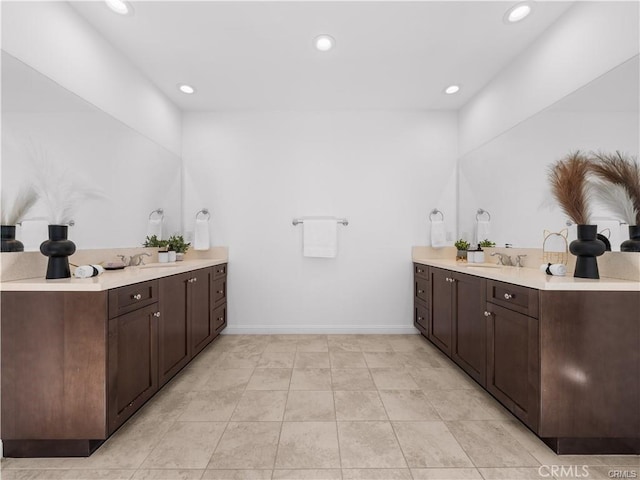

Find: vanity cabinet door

[429,268,453,355]
[452,272,486,387]
[191,268,214,356]
[486,302,539,431]
[158,272,192,387]
[108,303,159,434]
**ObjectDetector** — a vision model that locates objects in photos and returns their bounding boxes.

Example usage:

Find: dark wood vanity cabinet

[427,267,486,386]
[413,264,429,335]
[485,282,539,431]
[1,262,228,458]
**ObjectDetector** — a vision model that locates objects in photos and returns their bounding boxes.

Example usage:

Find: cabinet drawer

[213,263,227,279]
[414,263,429,279]
[109,280,159,319]
[212,303,227,332]
[212,277,227,305]
[415,278,430,304]
[414,301,428,333]
[486,280,539,318]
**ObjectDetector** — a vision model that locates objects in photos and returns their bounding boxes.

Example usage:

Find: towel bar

[292,218,349,226]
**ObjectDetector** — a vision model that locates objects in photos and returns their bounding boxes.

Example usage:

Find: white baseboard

[223,325,420,335]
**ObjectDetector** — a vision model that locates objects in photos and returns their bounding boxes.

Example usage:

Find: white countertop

[0,259,227,292]
[413,257,640,292]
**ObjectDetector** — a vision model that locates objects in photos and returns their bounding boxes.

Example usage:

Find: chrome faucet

[491,252,513,266]
[515,254,527,268]
[118,253,151,267]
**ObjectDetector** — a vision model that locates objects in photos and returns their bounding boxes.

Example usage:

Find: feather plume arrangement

[548,151,593,225]
[590,179,638,225]
[29,144,105,225]
[590,151,640,225]
[0,184,39,225]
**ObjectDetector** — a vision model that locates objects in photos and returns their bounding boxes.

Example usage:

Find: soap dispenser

[475,244,485,264]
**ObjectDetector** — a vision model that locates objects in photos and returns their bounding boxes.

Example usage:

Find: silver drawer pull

[217,290,224,295]
[504,293,513,300]
[132,293,142,300]
[218,316,224,321]
[417,289,423,294]
[153,312,161,318]
[417,316,423,321]
[484,311,491,317]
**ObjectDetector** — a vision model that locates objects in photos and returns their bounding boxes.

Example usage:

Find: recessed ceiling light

[178,84,196,95]
[314,35,335,52]
[444,85,460,95]
[105,0,133,16]
[504,2,533,23]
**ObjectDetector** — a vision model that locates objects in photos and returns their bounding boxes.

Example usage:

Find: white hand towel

[194,218,210,251]
[476,220,491,244]
[539,263,567,276]
[303,218,337,258]
[430,220,447,248]
[147,218,163,239]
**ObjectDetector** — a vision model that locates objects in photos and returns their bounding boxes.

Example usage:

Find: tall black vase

[569,224,606,279]
[1,225,24,252]
[620,225,640,252]
[40,225,76,279]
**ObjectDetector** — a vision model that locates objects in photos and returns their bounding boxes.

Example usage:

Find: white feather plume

[590,179,638,225]
[1,184,39,225]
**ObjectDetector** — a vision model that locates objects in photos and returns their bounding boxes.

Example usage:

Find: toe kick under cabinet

[1,263,227,458]
[414,263,640,455]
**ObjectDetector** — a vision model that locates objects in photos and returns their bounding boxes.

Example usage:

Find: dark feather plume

[548,151,592,225]
[590,151,640,225]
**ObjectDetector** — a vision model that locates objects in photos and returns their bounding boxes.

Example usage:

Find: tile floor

[1,334,638,480]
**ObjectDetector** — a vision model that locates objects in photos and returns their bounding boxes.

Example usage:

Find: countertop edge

[0,258,228,292]
[413,257,640,292]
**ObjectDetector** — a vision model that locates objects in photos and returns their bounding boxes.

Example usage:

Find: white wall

[458,1,640,155]
[1,1,182,155]
[183,111,458,333]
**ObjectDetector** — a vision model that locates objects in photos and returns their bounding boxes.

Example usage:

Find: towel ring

[476,209,491,222]
[429,209,444,222]
[196,208,211,221]
[149,208,164,220]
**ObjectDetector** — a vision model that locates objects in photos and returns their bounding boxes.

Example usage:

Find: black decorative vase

[40,225,76,279]
[620,225,640,252]
[1,225,24,252]
[569,225,606,279]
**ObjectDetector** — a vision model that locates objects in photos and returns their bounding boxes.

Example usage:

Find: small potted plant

[454,239,470,261]
[479,239,496,248]
[168,235,191,261]
[143,235,169,262]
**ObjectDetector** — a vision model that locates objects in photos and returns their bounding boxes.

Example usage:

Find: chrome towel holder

[476,208,491,221]
[429,209,444,222]
[292,217,349,226]
[196,208,210,220]
[148,208,164,220]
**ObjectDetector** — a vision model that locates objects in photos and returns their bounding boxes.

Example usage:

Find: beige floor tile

[379,390,439,421]
[275,422,341,469]
[246,368,292,390]
[590,467,640,480]
[410,368,476,391]
[290,368,332,390]
[273,469,341,479]
[208,422,281,469]
[131,390,195,424]
[329,351,367,368]
[264,340,298,352]
[370,368,419,390]
[284,391,335,421]
[178,391,242,422]
[446,421,539,468]
[202,471,272,480]
[387,335,430,352]
[337,421,407,468]
[231,390,288,421]
[132,470,204,480]
[202,368,255,391]
[65,471,136,480]
[327,336,362,352]
[297,337,329,352]
[411,468,482,479]
[594,456,640,466]
[141,422,226,469]
[294,352,331,368]
[356,337,394,352]
[478,467,559,479]
[0,470,68,480]
[163,367,213,393]
[331,369,377,391]
[335,391,388,420]
[392,421,473,468]
[342,469,412,479]
[400,351,446,369]
[425,390,508,421]
[216,352,262,369]
[363,352,406,368]
[257,351,296,368]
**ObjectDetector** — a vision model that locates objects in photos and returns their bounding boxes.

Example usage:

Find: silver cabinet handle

[504,293,513,300]
[417,289,423,294]
[217,290,224,295]
[132,293,142,300]
[484,311,491,317]
[193,277,198,283]
[153,312,161,317]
